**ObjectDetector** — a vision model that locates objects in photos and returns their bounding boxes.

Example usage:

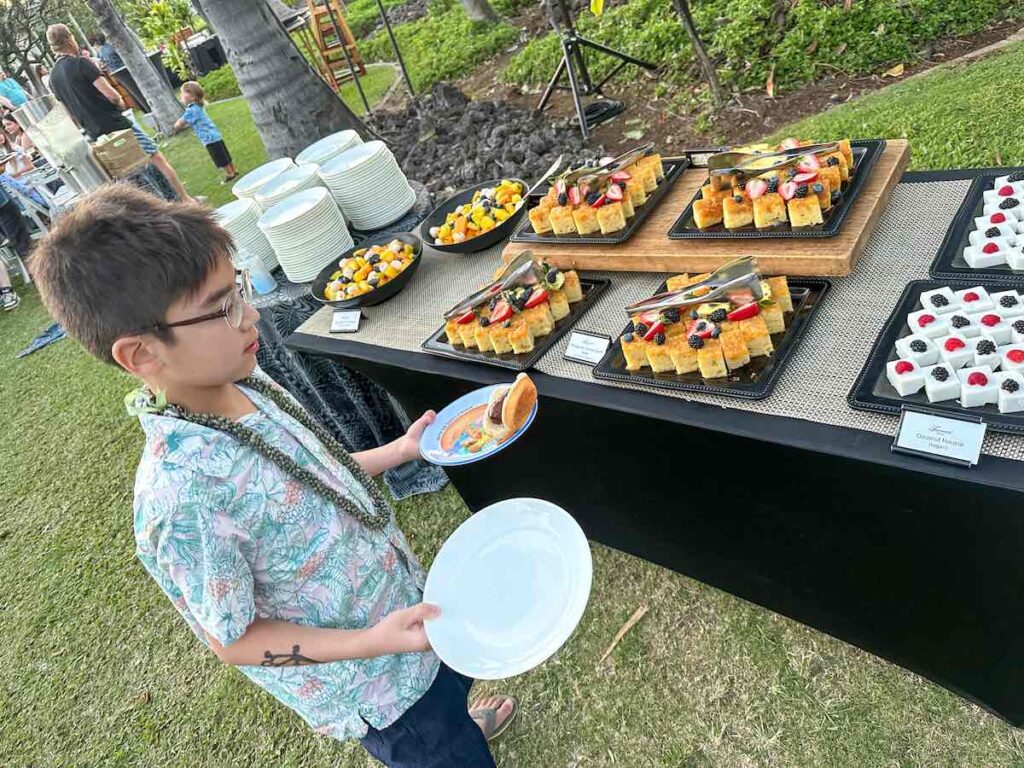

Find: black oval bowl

[422,178,529,254]
[311,232,423,309]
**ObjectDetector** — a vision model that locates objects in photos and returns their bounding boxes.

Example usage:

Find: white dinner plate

[423,498,592,680]
[296,130,362,166]
[233,157,295,198]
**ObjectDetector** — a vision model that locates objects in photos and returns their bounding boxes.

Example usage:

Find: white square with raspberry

[954,286,995,313]
[984,201,1024,219]
[957,366,999,408]
[919,287,960,315]
[975,312,1013,345]
[937,333,973,368]
[907,308,948,339]
[983,184,1024,205]
[1000,344,1024,372]
[974,213,1022,233]
[994,371,1024,413]
[886,359,925,397]
[894,334,939,366]
[991,290,1024,318]
[1007,247,1024,271]
[964,244,1009,269]
[922,364,961,403]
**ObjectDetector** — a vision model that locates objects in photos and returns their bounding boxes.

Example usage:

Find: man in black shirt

[45,24,190,201]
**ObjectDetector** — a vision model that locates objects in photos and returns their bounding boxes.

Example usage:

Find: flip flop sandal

[470,696,518,743]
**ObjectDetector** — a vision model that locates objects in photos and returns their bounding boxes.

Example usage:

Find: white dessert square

[937,333,973,368]
[1000,343,1024,371]
[957,366,999,408]
[886,359,926,397]
[995,371,1024,413]
[983,186,1024,205]
[968,230,1015,249]
[994,175,1024,189]
[964,245,1009,269]
[991,290,1024,318]
[919,287,959,315]
[954,286,995,313]
[894,334,939,366]
[974,212,1021,232]
[984,200,1024,219]
[946,312,979,338]
[907,308,947,338]
[975,312,1013,345]
[923,363,961,403]
[1007,247,1024,271]
[1011,317,1024,344]
[972,337,1001,369]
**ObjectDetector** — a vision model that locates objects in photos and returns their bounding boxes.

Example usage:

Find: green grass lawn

[7,43,1024,768]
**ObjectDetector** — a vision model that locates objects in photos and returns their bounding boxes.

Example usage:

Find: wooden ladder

[306,0,366,91]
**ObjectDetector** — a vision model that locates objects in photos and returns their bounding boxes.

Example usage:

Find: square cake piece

[692,199,723,229]
[995,371,1024,413]
[973,337,1001,369]
[977,312,1013,345]
[1000,344,1024,371]
[946,311,979,338]
[907,308,946,338]
[572,205,600,235]
[895,334,939,366]
[753,193,787,229]
[964,244,1009,269]
[975,212,1020,232]
[596,202,627,235]
[937,333,973,368]
[697,338,728,379]
[957,366,999,408]
[923,363,961,402]
[886,359,925,396]
[722,196,754,229]
[992,290,1024,318]
[787,196,823,227]
[1012,318,1024,344]
[920,287,959,315]
[549,205,577,235]
[968,226,1016,246]
[1008,246,1024,270]
[984,199,1024,218]
[955,286,995,313]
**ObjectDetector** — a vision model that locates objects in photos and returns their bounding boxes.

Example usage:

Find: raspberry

[944,337,965,351]
[1009,349,1024,364]
[964,292,980,302]
[967,372,989,386]
[895,361,915,374]
[918,314,936,327]
[981,314,1000,327]
[1000,185,1014,196]
[983,242,1000,254]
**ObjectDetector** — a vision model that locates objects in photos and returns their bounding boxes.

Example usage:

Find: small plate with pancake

[419,374,538,466]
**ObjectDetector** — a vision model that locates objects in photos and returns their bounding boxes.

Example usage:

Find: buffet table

[285,167,1024,725]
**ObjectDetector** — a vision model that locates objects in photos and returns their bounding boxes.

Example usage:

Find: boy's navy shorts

[359,663,495,767]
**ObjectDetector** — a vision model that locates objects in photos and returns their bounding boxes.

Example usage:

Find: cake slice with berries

[667,335,699,374]
[958,366,999,408]
[740,315,773,357]
[620,331,651,370]
[886,359,925,397]
[766,276,793,313]
[752,191,787,229]
[787,193,824,227]
[548,205,577,235]
[596,202,628,235]
[693,198,724,229]
[722,195,754,229]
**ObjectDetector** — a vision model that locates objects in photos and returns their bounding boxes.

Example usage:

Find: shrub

[345,0,408,39]
[198,66,241,102]
[360,0,519,92]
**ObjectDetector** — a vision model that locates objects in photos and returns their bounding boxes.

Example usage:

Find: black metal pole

[375,0,414,96]
[322,2,371,115]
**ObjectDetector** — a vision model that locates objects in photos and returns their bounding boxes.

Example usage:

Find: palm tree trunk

[671,0,724,107]
[81,0,183,135]
[195,0,369,160]
[460,0,499,23]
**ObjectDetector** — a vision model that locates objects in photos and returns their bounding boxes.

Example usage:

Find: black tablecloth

[252,184,447,500]
[286,167,1024,726]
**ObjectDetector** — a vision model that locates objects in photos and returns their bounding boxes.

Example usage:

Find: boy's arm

[351,410,435,476]
[206,603,439,666]
[173,118,187,133]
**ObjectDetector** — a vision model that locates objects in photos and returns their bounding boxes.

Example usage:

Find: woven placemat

[296,180,1024,462]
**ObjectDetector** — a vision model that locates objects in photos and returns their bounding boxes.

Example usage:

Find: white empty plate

[423,498,592,680]
[233,157,295,198]
[296,129,362,166]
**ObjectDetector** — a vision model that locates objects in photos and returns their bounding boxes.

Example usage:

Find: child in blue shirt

[31,185,518,766]
[175,81,238,183]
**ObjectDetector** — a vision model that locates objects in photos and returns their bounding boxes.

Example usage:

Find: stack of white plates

[214,197,279,272]
[254,164,326,210]
[295,130,363,167]
[257,187,354,283]
[319,141,416,230]
[232,157,296,200]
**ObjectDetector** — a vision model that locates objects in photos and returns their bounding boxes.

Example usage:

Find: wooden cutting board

[501,139,910,277]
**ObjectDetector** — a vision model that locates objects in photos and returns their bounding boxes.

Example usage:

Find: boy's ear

[111,335,163,378]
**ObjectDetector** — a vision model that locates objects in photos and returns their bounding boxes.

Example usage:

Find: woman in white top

[0,130,31,177]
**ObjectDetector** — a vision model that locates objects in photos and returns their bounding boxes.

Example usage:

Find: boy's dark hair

[33,183,234,365]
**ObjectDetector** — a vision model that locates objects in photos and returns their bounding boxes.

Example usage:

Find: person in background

[174,82,237,184]
[91,34,125,73]
[0,180,31,286]
[46,24,191,202]
[0,131,32,178]
[35,64,51,92]
[3,114,35,155]
[0,70,29,111]
[0,261,20,311]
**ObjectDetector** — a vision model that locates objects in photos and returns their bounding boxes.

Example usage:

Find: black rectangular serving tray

[848,279,1024,435]
[667,139,886,240]
[507,157,690,246]
[929,171,1024,284]
[421,277,610,371]
[591,278,831,400]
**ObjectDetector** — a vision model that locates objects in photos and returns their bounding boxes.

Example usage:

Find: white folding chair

[0,239,31,285]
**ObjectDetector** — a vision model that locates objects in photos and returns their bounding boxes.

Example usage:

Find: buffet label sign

[330,310,363,334]
[564,331,611,365]
[893,405,986,467]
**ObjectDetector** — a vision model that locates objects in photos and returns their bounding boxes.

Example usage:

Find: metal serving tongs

[624,257,764,315]
[442,251,540,320]
[707,141,839,181]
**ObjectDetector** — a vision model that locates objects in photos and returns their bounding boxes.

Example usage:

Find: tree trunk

[195,0,369,159]
[461,0,499,23]
[81,0,183,134]
[671,0,724,107]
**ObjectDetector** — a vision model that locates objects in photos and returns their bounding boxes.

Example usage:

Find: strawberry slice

[638,309,662,325]
[490,300,512,324]
[747,179,768,199]
[780,138,801,150]
[610,170,631,182]
[524,287,548,309]
[568,186,581,206]
[780,181,799,201]
[579,181,590,200]
[685,318,714,339]
[797,154,821,173]
[554,178,567,196]
[793,172,818,184]
[455,309,476,325]
[591,193,608,208]
[606,184,624,202]
[727,303,760,322]
[643,320,666,341]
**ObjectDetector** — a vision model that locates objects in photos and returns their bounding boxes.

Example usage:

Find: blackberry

[977,339,997,355]
[826,157,840,167]
[663,308,681,323]
[1003,378,1021,393]
[1000,197,1020,210]
[931,367,950,382]
[622,332,634,342]
[950,315,970,329]
[910,339,927,353]
[557,192,568,206]
[709,308,728,323]
[711,327,721,338]
[812,182,824,194]
[930,294,950,308]
[1008,171,1024,183]
[986,226,1002,238]
[795,185,809,198]
[736,178,747,190]
[766,177,779,193]
[1001,295,1020,308]
[688,334,704,349]
[635,322,649,336]
[654,333,666,345]
[689,309,700,320]
[479,317,490,327]
[1015,319,1024,334]
[586,191,602,206]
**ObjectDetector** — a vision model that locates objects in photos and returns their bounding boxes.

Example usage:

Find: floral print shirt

[132,371,439,740]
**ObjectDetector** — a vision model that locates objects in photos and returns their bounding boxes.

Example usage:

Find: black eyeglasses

[133,271,253,335]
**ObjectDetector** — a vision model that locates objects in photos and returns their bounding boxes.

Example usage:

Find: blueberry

[622,332,634,342]
[654,333,666,345]
[826,157,840,167]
